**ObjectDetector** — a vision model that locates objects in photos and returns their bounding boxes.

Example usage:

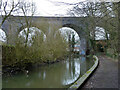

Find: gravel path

[81,55,118,89]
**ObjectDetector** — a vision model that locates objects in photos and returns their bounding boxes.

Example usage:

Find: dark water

[2,56,94,88]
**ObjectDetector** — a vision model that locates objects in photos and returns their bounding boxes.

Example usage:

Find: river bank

[2,56,94,88]
[2,42,70,76]
[2,55,70,77]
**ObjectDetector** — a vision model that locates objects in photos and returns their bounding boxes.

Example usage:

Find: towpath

[81,55,118,89]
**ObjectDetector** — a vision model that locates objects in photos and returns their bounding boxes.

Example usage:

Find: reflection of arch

[0,28,7,43]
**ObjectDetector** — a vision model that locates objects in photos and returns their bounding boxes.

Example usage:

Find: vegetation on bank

[95,40,118,59]
[67,2,119,59]
[2,28,69,73]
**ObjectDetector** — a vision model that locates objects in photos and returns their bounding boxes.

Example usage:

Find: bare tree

[0,0,20,26]
[17,0,36,47]
[50,1,119,56]
[68,1,119,55]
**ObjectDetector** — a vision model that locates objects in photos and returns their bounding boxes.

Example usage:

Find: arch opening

[18,27,46,46]
[94,26,109,40]
[0,28,7,44]
[58,27,80,42]
[62,24,84,38]
[58,27,81,52]
[91,26,110,52]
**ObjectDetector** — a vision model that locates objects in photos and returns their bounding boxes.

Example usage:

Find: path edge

[68,55,99,89]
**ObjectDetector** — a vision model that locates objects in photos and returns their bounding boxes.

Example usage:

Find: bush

[106,48,118,59]
[2,28,69,67]
[2,45,16,66]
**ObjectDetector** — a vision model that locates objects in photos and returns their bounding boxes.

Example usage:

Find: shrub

[2,28,69,67]
[2,45,16,66]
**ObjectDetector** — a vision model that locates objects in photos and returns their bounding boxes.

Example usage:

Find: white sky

[33,0,85,16]
[2,0,85,16]
[2,0,119,16]
[21,0,120,16]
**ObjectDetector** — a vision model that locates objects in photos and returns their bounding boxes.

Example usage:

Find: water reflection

[63,57,80,85]
[80,56,87,75]
[2,56,93,88]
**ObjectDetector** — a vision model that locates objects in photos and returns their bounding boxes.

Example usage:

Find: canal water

[2,56,94,88]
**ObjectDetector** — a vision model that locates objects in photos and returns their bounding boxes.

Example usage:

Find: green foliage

[106,48,118,59]
[30,29,68,62]
[2,27,69,67]
[2,45,16,66]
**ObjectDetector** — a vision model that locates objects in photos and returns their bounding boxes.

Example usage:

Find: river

[2,56,94,88]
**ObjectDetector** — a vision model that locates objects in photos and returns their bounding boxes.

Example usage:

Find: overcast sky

[2,0,86,16]
[2,0,119,16]
[33,0,85,16]
[18,0,84,16]
[16,0,120,16]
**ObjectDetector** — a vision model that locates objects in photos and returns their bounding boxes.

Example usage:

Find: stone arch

[1,16,88,55]
[61,24,85,39]
[18,24,46,36]
[94,26,109,40]
[1,19,10,43]
[58,26,80,41]
[18,27,46,46]
[0,28,7,43]
[57,23,86,55]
